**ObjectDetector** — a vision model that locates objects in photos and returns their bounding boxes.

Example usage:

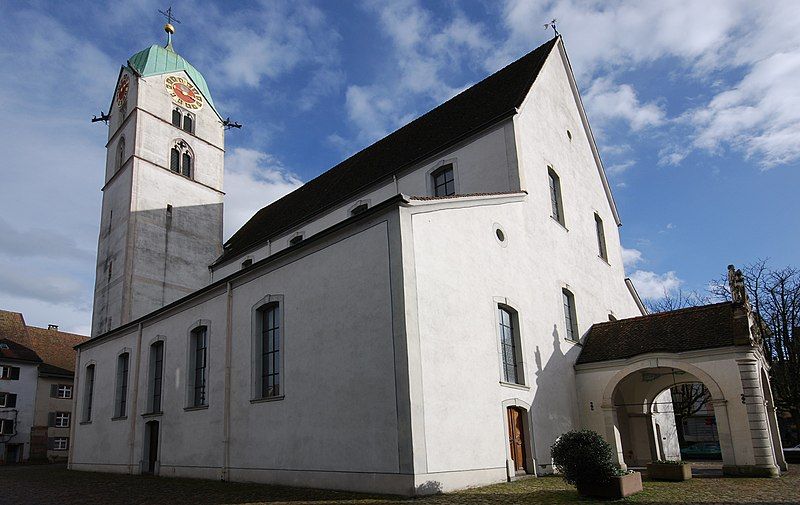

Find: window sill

[550,216,568,231]
[111,416,127,421]
[184,405,209,412]
[79,421,92,425]
[597,255,610,266]
[141,411,163,418]
[563,338,582,346]
[499,381,530,391]
[250,395,285,404]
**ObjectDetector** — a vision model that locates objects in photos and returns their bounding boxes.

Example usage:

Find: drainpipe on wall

[67,347,81,470]
[221,282,233,481]
[128,323,144,474]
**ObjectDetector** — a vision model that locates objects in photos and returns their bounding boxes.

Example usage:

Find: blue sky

[0,0,798,333]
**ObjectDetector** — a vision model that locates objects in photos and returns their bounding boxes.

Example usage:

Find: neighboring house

[0,310,86,463]
[0,339,41,463]
[71,23,784,496]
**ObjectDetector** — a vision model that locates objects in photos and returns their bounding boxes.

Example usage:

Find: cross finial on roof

[158,6,181,49]
[544,18,559,37]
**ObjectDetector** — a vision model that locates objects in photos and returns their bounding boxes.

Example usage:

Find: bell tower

[91,21,224,336]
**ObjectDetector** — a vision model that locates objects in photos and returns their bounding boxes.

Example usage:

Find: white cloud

[223,148,304,240]
[584,77,665,131]
[621,247,643,269]
[606,160,636,176]
[629,270,683,299]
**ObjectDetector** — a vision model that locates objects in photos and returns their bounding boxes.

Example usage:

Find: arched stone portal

[574,299,782,477]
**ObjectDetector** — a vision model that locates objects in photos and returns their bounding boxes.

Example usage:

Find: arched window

[431,164,455,197]
[183,113,193,133]
[172,107,194,134]
[498,305,523,385]
[116,137,126,171]
[169,141,193,179]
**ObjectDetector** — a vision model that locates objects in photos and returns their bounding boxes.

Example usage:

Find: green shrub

[551,430,618,486]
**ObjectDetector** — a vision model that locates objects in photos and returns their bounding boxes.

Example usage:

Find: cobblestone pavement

[1,464,798,504]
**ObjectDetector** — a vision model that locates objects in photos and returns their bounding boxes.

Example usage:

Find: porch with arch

[574,302,786,477]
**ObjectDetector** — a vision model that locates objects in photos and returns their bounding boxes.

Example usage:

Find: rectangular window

[0,418,14,435]
[149,342,164,413]
[432,165,455,197]
[0,365,20,380]
[0,392,17,408]
[498,306,521,384]
[191,327,208,407]
[115,353,129,417]
[83,364,95,422]
[51,437,69,451]
[548,167,564,225]
[55,412,70,428]
[562,289,579,341]
[57,385,72,399]
[259,304,281,398]
[595,213,608,261]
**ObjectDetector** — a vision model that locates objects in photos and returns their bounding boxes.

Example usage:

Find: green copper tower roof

[128,44,217,113]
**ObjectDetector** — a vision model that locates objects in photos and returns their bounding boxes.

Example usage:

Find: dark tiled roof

[216,37,560,266]
[0,338,42,364]
[0,310,29,341]
[22,326,87,372]
[407,191,525,201]
[0,309,86,372]
[576,302,748,365]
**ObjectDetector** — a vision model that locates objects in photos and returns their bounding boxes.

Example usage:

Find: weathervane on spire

[158,6,181,49]
[544,18,559,37]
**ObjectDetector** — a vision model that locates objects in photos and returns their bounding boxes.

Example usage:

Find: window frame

[496,304,525,386]
[115,352,130,418]
[52,437,69,451]
[148,340,165,414]
[548,167,565,226]
[55,411,70,428]
[594,212,608,261]
[56,384,72,399]
[562,288,579,341]
[0,365,20,380]
[82,364,95,422]
[251,295,285,401]
[0,391,17,408]
[0,418,14,435]
[169,140,193,179]
[431,163,456,197]
[187,324,209,408]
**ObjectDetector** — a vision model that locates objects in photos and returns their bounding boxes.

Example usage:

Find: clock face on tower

[116,74,130,106]
[165,75,204,110]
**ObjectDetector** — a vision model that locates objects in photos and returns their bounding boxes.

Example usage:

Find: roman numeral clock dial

[165,76,204,110]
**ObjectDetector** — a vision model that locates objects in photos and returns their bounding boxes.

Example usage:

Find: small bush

[551,430,618,486]
[652,459,687,465]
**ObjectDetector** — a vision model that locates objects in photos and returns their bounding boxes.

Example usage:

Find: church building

[69,23,786,495]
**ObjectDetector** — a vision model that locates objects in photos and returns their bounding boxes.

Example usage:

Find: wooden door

[507,407,527,473]
[146,421,159,474]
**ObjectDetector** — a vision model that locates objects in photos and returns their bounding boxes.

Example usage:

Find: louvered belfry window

[172,108,182,127]
[170,147,181,173]
[182,152,192,178]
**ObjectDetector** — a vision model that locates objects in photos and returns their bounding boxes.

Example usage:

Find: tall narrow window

[149,341,164,413]
[115,353,129,417]
[595,213,608,261]
[548,167,564,225]
[116,137,126,171]
[170,147,180,173]
[432,164,455,197]
[191,326,208,407]
[259,304,281,398]
[83,364,95,422]
[181,152,192,178]
[498,306,522,385]
[562,289,578,341]
[172,107,182,127]
[182,113,193,133]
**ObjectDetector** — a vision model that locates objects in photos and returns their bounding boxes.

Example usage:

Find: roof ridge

[592,301,731,328]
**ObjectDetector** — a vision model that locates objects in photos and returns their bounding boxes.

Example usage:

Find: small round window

[493,223,507,247]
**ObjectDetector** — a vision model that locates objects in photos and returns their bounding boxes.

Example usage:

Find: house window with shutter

[55,384,72,399]
[50,411,70,428]
[0,418,14,435]
[0,365,20,380]
[0,392,17,408]
[50,437,69,451]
